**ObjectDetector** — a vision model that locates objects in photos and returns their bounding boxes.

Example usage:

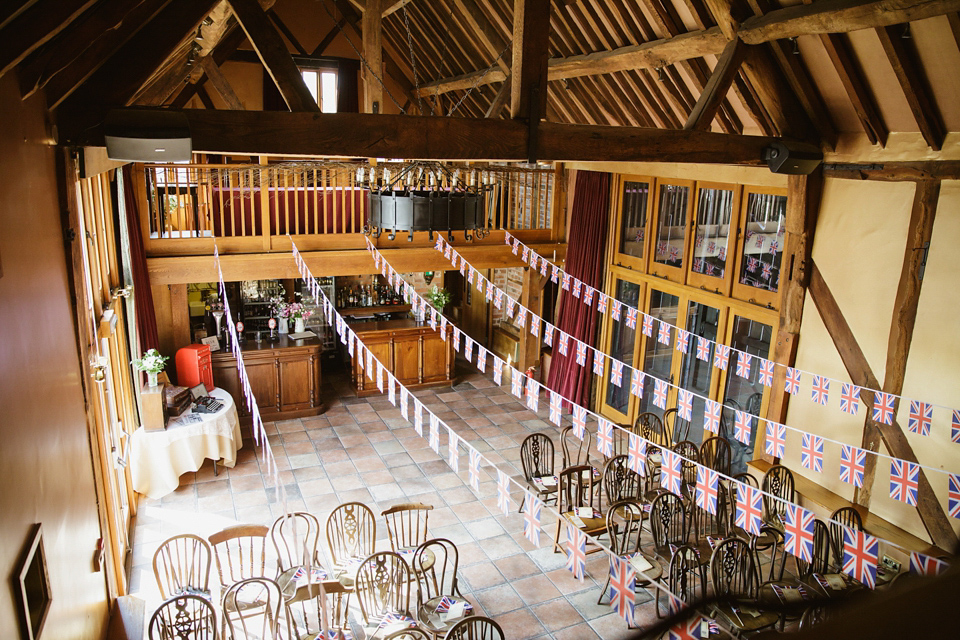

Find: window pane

[653,184,689,269]
[722,316,772,474]
[691,187,734,279]
[604,279,641,414]
[320,72,338,113]
[676,301,720,446]
[618,181,650,260]
[738,192,787,293]
[638,289,679,418]
[302,70,319,104]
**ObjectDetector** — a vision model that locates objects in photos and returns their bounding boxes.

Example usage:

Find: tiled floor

[127,361,689,639]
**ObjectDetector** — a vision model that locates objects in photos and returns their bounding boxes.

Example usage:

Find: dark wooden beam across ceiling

[510,0,551,120]
[684,38,746,130]
[0,0,98,80]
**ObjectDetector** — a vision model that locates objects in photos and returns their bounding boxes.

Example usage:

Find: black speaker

[104,109,192,162]
[763,141,822,175]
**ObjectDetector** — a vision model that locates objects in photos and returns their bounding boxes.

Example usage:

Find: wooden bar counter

[350,319,455,396]
[212,334,323,423]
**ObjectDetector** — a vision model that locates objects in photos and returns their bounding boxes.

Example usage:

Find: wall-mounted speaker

[763,141,823,175]
[104,109,192,162]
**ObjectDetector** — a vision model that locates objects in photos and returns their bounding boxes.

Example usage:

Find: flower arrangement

[277,302,313,320]
[132,349,169,374]
[425,285,451,312]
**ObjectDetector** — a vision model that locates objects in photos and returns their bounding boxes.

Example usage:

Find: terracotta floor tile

[531,598,587,633]
[513,574,563,605]
[473,583,524,617]
[496,607,548,640]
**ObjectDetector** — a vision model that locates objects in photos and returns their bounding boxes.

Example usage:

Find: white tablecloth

[130,388,241,499]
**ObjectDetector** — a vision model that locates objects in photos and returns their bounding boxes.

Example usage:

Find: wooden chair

[635,411,671,448]
[208,525,269,589]
[519,433,557,512]
[148,594,218,640]
[413,538,471,638]
[222,577,292,640]
[153,534,213,600]
[709,537,779,633]
[656,545,706,620]
[442,616,505,640]
[690,482,729,565]
[354,551,415,636]
[382,503,434,554]
[761,464,795,529]
[553,465,608,554]
[385,629,432,640]
[560,424,592,468]
[663,407,691,444]
[649,491,689,563]
[672,440,700,501]
[727,473,758,539]
[796,519,833,579]
[700,436,731,477]
[601,454,642,509]
[598,500,661,605]
[829,507,863,571]
[326,502,376,586]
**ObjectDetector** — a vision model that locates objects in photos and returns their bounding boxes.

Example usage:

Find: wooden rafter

[510,0,551,121]
[169,22,249,109]
[818,31,888,146]
[684,38,745,130]
[311,17,346,56]
[361,0,384,113]
[485,78,510,118]
[199,56,243,109]
[450,0,512,74]
[823,161,960,182]
[0,0,98,80]
[382,0,415,18]
[267,8,308,56]
[739,45,820,142]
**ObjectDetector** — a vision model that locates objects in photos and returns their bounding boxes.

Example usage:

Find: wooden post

[362,0,384,113]
[518,266,546,374]
[170,284,192,350]
[509,0,550,120]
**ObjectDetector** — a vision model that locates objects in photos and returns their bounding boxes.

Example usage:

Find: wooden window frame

[610,174,655,273]
[687,181,741,297]
[730,185,788,310]
[649,179,695,284]
[597,266,646,424]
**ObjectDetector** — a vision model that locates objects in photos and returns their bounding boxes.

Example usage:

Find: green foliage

[426,285,451,311]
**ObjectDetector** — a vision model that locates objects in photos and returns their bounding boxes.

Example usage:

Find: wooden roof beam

[382,0,414,18]
[818,31,888,146]
[685,38,746,130]
[169,21,249,108]
[199,56,243,109]
[0,0,98,80]
[451,0,512,74]
[510,0,551,121]
[361,0,383,113]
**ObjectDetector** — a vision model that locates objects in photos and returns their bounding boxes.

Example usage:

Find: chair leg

[597,575,610,605]
[518,493,526,514]
[553,520,562,553]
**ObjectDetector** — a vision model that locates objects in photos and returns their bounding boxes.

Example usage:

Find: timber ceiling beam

[451,0,512,74]
[0,0,98,80]
[485,78,511,118]
[267,8,308,55]
[199,56,243,109]
[169,21,249,108]
[362,0,384,113]
[382,0,415,18]
[684,37,746,130]
[510,0,551,121]
[739,45,820,142]
[822,161,960,182]
[819,30,888,146]
[228,0,320,112]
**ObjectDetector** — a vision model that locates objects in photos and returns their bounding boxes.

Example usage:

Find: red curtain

[122,165,160,355]
[546,170,611,407]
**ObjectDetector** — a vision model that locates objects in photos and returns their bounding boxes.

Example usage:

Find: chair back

[728,474,758,533]
[382,502,433,552]
[413,538,461,604]
[222,577,291,640]
[557,465,597,513]
[710,537,760,599]
[650,491,689,553]
[829,507,863,569]
[753,525,786,583]
[271,512,321,572]
[443,615,505,640]
[796,519,832,577]
[208,525,268,588]
[673,440,700,491]
[606,499,644,557]
[153,534,212,600]
[700,437,731,476]
[602,454,641,508]
[560,425,592,468]
[762,465,795,525]
[355,551,412,626]
[636,412,671,448]
[148,594,218,640]
[664,407,691,444]
[520,433,555,482]
[666,545,706,610]
[326,501,376,567]
[385,629,431,640]
[693,482,728,540]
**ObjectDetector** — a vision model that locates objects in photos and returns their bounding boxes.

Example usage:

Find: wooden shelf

[338,304,412,316]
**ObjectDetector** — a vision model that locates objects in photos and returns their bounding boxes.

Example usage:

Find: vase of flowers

[425,285,451,313]
[132,349,169,387]
[275,299,313,334]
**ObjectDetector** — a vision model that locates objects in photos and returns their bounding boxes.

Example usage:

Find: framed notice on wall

[15,524,51,640]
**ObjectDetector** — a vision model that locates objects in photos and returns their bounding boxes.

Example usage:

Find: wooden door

[422,332,450,382]
[361,339,392,392]
[392,334,421,385]
[212,359,246,416]
[279,354,312,410]
[246,357,280,412]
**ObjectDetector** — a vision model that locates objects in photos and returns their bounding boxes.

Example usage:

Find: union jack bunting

[448,432,460,472]
[494,288,503,309]
[549,391,562,425]
[511,371,523,398]
[572,279,581,298]
[464,336,474,363]
[843,528,878,589]
[758,358,774,387]
[889,459,919,506]
[530,314,540,337]
[543,323,555,347]
[628,434,646,475]
[583,286,595,306]
[641,314,653,337]
[626,307,639,329]
[414,401,424,436]
[558,332,569,356]
[526,377,539,412]
[497,470,511,516]
[485,280,493,302]
[444,244,452,260]
[696,336,710,361]
[467,267,474,284]
[505,299,516,318]
[493,356,503,385]
[468,448,482,491]
[551,264,560,284]
[765,421,786,459]
[540,257,549,277]
[592,352,605,377]
[653,379,668,409]
[677,390,693,421]
[597,420,614,457]
[572,405,587,440]
[521,246,529,262]
[611,360,624,387]
[376,362,385,392]
[523,492,542,546]
[840,444,866,487]
[811,376,829,405]
[597,293,608,314]
[429,308,437,330]
[676,329,690,353]
[736,352,752,379]
[713,344,729,371]
[387,374,396,405]
[755,235,764,248]
[785,367,801,394]
[696,466,719,515]
[631,368,644,397]
[660,449,683,495]
[840,383,860,415]
[734,411,752,445]
[608,556,636,626]
[736,484,763,536]
[440,317,448,340]
[612,301,622,321]
[657,319,671,345]
[512,238,520,255]
[949,474,960,519]
[784,504,816,563]
[872,391,895,425]
[561,273,571,290]
[515,308,526,328]
[565,525,587,582]
[801,433,824,473]
[575,341,587,366]
[910,551,948,577]
[908,400,932,436]
[704,401,721,435]
[453,328,461,352]
[953,410,960,444]
[429,415,440,453]
[667,617,701,640]
[503,231,512,246]
[400,388,409,421]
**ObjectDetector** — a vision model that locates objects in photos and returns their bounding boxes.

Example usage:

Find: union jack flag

[657,320,671,345]
[908,400,931,436]
[910,551,948,577]
[608,556,636,626]
[758,359,774,387]
[657,241,667,256]
[677,389,693,421]
[583,286,595,307]
[736,352,752,379]
[575,341,587,366]
[521,246,529,262]
[468,449,482,491]
[873,391,895,425]
[414,401,424,436]
[464,337,474,363]
[572,406,587,441]
[530,315,540,337]
[612,301,622,321]
[400,388,409,421]
[444,244,452,261]
[592,352,605,377]
[562,273,571,290]
[696,336,710,361]
[642,314,653,337]
[572,279,582,298]
[784,504,815,563]
[840,383,860,415]
[628,434,646,475]
[840,444,866,488]
[429,309,438,330]
[785,367,801,394]
[949,474,960,519]
[713,344,729,371]
[801,433,824,473]
[676,329,689,353]
[811,376,829,406]
[494,288,503,309]
[843,528,878,589]
[953,410,960,444]
[505,299,516,318]
[565,525,587,582]
[761,262,772,281]
[631,369,644,397]
[734,411,752,445]
[549,391,563,426]
[377,362,385,392]
[448,432,460,472]
[704,401,721,434]
[669,245,680,261]
[667,616,702,640]
[526,377,539,412]
[597,420,614,457]
[765,421,786,458]
[515,308,526,328]
[736,484,763,536]
[695,233,703,248]
[504,231,512,246]
[696,466,719,515]
[717,248,726,261]
[493,356,503,385]
[497,470,511,516]
[387,374,397,405]
[707,241,716,253]
[558,332,569,356]
[626,307,639,329]
[509,238,518,255]
[597,294,608,314]
[511,370,523,398]
[693,258,703,272]
[467,267,474,284]
[747,256,758,272]
[543,323,554,347]
[769,240,779,254]
[551,264,560,284]
[653,379,668,409]
[540,256,549,276]
[429,414,441,453]
[889,459,919,506]
[611,360,624,387]
[485,280,493,302]
[660,449,683,495]
[523,492,542,546]
[755,235,764,248]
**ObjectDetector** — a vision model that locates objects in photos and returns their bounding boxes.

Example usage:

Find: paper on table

[630,553,654,572]
[540,475,558,486]
[440,601,466,622]
[569,515,586,528]
[575,506,594,518]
